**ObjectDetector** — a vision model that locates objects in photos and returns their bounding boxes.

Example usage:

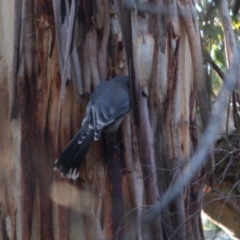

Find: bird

[54,75,131,179]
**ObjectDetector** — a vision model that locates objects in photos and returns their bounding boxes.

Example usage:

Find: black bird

[54,75,131,179]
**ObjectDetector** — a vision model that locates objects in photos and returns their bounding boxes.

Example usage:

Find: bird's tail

[54,122,94,179]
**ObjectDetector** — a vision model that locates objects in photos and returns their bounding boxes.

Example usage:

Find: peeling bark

[0,0,215,239]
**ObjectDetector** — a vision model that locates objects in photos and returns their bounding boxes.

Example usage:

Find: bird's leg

[104,132,122,153]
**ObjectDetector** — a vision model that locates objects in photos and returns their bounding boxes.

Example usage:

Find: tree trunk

[0,0,213,240]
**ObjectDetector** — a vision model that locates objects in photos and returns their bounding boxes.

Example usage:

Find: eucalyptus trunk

[0,0,208,240]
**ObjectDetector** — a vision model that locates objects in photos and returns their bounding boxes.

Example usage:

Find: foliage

[197,0,240,94]
[195,1,240,239]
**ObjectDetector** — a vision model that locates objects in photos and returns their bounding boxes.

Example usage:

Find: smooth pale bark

[203,190,240,239]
